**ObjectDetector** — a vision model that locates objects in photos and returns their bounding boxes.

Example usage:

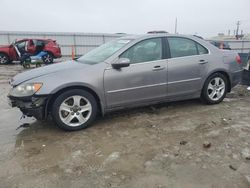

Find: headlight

[10,83,43,97]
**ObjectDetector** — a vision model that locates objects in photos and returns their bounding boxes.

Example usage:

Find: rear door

[35,40,46,53]
[166,37,209,97]
[104,37,168,108]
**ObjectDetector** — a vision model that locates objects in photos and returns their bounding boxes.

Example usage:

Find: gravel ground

[0,64,250,188]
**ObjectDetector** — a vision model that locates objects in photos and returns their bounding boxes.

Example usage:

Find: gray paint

[10,34,243,114]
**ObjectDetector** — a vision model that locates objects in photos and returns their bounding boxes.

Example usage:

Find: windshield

[77,39,131,64]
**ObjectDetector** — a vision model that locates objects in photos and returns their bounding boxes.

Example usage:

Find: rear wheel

[51,89,98,131]
[201,73,228,104]
[0,53,10,64]
[42,53,54,64]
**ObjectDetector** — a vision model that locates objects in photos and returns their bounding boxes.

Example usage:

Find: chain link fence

[0,31,124,57]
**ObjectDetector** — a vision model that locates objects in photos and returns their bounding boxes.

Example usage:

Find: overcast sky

[0,0,249,38]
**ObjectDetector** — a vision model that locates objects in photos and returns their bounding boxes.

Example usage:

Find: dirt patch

[0,65,250,188]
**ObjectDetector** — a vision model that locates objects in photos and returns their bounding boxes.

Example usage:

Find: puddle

[0,65,250,187]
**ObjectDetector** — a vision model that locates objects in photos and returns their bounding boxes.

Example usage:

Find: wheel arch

[203,70,231,92]
[45,85,104,118]
[44,51,55,58]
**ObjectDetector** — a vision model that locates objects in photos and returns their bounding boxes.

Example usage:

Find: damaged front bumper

[8,95,49,120]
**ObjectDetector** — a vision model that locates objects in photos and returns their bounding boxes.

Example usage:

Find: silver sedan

[8,34,243,131]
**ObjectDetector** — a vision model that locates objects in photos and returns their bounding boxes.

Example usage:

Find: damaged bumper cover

[8,95,49,120]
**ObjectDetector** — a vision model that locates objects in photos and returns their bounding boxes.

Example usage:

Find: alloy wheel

[43,54,53,63]
[59,95,92,127]
[0,55,8,64]
[207,77,225,101]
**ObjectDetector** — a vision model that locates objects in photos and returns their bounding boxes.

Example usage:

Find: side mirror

[111,58,130,69]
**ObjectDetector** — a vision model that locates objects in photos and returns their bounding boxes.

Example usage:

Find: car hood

[0,45,11,49]
[11,61,89,86]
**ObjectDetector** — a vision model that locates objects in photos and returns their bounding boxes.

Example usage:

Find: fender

[202,68,231,92]
[49,82,105,115]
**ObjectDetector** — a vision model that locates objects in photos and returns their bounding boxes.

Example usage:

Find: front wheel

[201,73,228,104]
[51,89,98,131]
[0,53,10,64]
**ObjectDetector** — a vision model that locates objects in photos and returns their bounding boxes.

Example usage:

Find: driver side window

[120,38,162,64]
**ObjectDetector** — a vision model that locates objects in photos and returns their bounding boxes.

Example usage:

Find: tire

[42,53,54,64]
[23,63,30,69]
[0,53,10,64]
[36,63,41,68]
[51,89,98,131]
[201,73,228,104]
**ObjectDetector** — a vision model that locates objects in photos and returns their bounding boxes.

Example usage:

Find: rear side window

[167,37,208,58]
[120,38,162,64]
[197,43,208,54]
[36,40,46,46]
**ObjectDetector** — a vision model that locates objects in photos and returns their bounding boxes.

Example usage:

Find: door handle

[152,65,165,71]
[199,59,208,64]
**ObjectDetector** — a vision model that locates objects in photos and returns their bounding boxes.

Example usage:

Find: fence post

[102,35,105,44]
[241,40,244,53]
[73,34,77,56]
[72,45,75,60]
[7,33,10,44]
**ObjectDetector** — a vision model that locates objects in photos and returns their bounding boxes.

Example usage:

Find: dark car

[0,38,61,64]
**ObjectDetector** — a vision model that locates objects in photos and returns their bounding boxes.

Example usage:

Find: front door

[104,37,168,108]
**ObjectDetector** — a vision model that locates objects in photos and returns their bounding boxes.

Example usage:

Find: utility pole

[174,17,177,34]
[236,20,240,39]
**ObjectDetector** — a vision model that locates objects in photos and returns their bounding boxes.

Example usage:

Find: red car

[0,39,61,64]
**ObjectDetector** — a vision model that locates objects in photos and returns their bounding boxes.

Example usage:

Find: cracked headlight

[10,83,43,97]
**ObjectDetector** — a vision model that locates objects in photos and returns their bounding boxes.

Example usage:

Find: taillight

[236,54,242,64]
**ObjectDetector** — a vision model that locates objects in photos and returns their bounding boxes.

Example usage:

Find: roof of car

[117,34,219,53]
[16,38,54,42]
[119,33,202,41]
